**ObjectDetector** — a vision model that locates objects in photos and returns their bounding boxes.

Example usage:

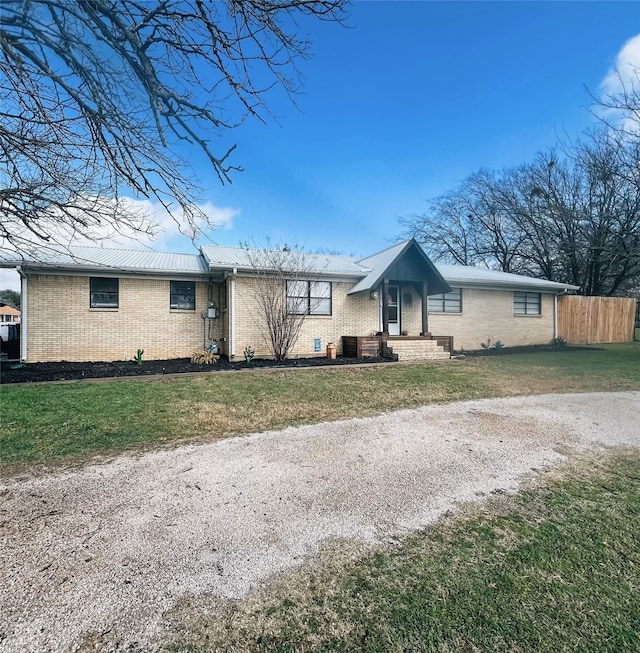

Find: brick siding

[233,277,379,359]
[427,287,555,351]
[25,274,225,362]
[25,274,557,362]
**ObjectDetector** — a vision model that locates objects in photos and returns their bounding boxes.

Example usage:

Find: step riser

[383,340,451,361]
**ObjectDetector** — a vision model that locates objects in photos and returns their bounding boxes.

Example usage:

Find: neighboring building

[0,304,20,323]
[0,239,578,363]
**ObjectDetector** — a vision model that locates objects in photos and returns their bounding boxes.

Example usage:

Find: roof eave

[448,279,581,293]
[348,239,452,295]
[12,262,211,277]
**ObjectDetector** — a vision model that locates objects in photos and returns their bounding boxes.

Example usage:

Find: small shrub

[243,345,255,366]
[480,337,491,350]
[493,340,504,350]
[191,350,219,365]
[551,336,567,348]
[135,348,144,366]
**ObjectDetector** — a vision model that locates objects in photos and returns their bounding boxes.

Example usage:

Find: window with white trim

[170,280,196,310]
[427,288,462,313]
[514,291,541,315]
[90,277,119,308]
[286,280,331,315]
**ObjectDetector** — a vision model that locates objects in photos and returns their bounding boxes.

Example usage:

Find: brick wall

[233,277,379,359]
[25,273,558,362]
[26,274,225,362]
[427,287,555,350]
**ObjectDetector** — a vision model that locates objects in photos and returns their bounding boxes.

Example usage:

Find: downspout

[18,267,27,361]
[553,293,558,340]
[229,267,237,360]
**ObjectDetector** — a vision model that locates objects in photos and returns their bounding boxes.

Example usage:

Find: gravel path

[1,391,639,652]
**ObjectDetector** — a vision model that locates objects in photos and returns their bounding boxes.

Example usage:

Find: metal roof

[348,239,451,295]
[0,242,581,292]
[200,244,368,276]
[0,246,208,275]
[436,263,580,291]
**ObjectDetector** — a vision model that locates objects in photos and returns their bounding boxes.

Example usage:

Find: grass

[2,344,639,651]
[1,342,639,469]
[163,451,640,652]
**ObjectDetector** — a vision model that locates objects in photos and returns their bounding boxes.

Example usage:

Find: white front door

[387,285,400,335]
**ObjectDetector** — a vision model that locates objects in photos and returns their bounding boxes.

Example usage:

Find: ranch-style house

[0,239,579,363]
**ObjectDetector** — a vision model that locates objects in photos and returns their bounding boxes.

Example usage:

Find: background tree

[0,0,347,255]
[594,64,640,140]
[0,288,20,309]
[243,242,327,361]
[401,130,640,296]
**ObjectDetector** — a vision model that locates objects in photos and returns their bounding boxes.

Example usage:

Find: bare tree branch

[0,0,347,256]
[242,240,327,360]
[403,131,640,296]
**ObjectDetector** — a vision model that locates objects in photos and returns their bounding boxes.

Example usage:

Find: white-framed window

[286,280,332,316]
[428,288,462,313]
[514,291,541,315]
[170,280,196,310]
[90,277,119,308]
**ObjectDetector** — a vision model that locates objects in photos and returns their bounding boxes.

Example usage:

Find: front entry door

[387,285,400,335]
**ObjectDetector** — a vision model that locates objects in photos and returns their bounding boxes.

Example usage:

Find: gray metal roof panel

[0,246,208,274]
[200,244,368,276]
[436,263,580,291]
[349,241,409,294]
[0,243,581,292]
[348,239,452,295]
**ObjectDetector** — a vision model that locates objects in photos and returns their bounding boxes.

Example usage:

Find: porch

[342,335,453,361]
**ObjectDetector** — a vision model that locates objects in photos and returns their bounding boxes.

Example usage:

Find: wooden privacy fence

[557,295,638,344]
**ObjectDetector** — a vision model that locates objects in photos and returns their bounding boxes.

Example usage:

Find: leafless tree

[0,0,347,256]
[243,241,328,360]
[593,65,640,140]
[403,131,640,296]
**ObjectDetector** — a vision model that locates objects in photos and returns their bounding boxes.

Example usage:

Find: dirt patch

[0,355,391,384]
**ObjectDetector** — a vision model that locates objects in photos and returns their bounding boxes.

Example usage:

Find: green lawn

[164,452,640,653]
[2,342,639,469]
[2,344,639,652]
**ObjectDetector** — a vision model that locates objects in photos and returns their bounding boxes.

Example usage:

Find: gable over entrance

[349,239,451,335]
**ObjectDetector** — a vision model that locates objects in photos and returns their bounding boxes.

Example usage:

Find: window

[428,288,462,313]
[514,291,541,315]
[170,280,196,310]
[90,277,119,308]
[286,280,331,316]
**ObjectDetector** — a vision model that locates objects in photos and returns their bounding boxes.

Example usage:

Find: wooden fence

[557,295,638,344]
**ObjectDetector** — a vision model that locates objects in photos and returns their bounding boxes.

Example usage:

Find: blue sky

[182,0,639,256]
[1,1,639,292]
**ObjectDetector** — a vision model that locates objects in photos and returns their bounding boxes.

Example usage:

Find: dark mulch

[0,355,391,385]
[462,344,599,356]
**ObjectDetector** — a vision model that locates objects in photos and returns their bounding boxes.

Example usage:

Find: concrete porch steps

[383,339,450,361]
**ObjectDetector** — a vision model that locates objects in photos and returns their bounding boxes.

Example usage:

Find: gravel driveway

[1,391,639,652]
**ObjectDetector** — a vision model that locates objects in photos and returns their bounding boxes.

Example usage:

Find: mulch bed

[462,344,598,356]
[0,345,599,384]
[0,355,390,384]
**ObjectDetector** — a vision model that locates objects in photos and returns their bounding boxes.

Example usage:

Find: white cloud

[0,198,240,289]
[601,33,640,98]
[14,196,241,252]
[139,199,238,249]
[599,33,640,133]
